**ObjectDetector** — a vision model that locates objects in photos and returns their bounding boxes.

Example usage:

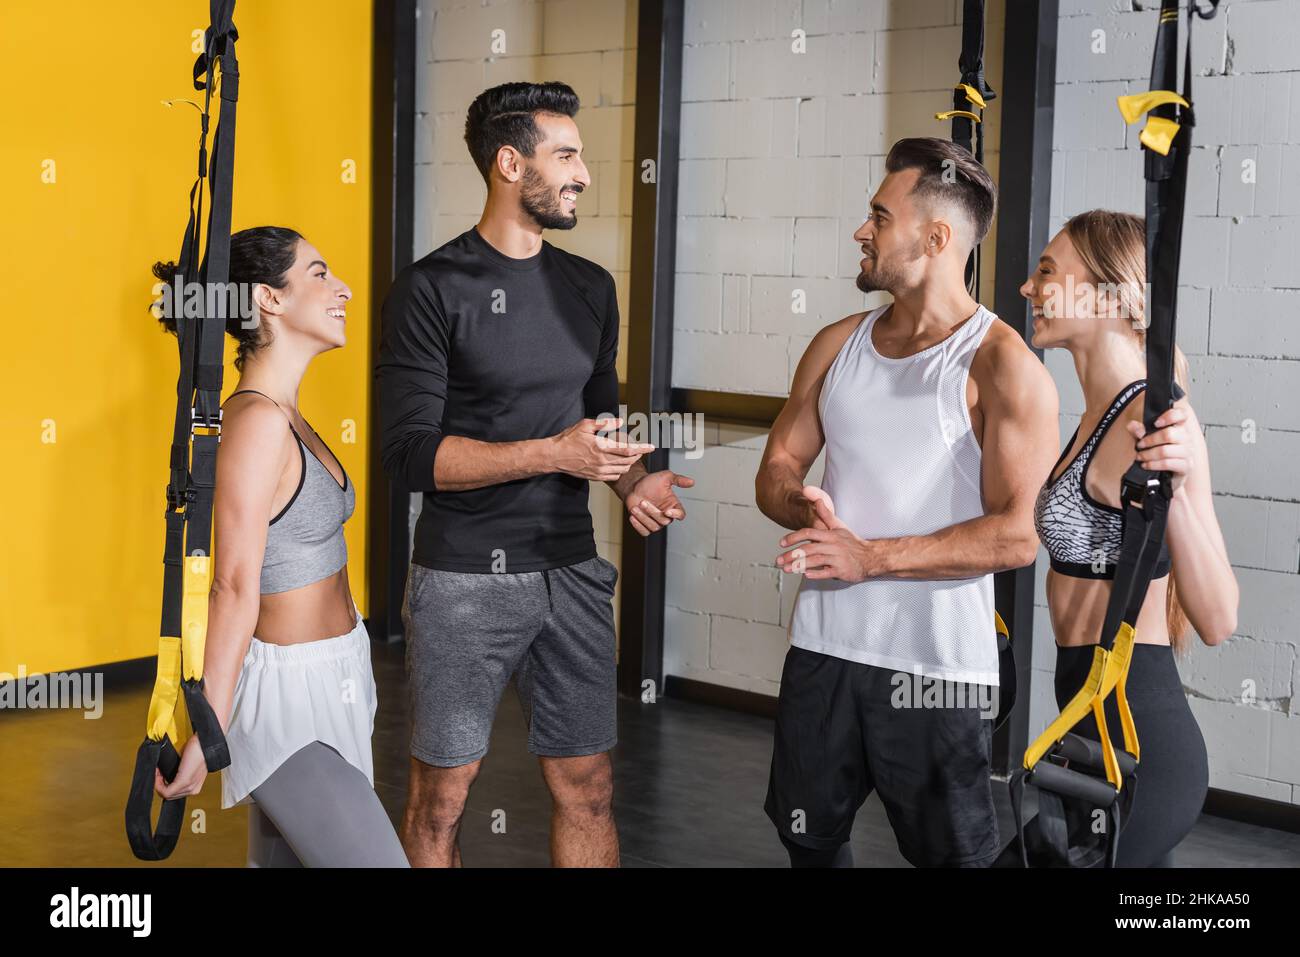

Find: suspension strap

[126,0,240,862]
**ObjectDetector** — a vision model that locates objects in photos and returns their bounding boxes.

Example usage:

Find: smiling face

[852,168,935,296]
[514,112,590,230]
[254,239,353,352]
[1020,228,1112,350]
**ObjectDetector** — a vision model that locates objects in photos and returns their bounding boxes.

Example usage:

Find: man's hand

[549,417,655,482]
[796,484,840,531]
[775,526,877,582]
[775,487,878,581]
[626,469,694,536]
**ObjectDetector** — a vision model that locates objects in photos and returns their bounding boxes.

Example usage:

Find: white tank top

[789,303,999,685]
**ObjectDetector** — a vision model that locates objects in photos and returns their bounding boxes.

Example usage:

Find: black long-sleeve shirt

[375,227,620,573]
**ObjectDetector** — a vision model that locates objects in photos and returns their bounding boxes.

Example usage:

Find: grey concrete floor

[2,638,1297,868]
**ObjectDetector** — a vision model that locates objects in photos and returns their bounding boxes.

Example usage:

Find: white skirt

[221,600,378,809]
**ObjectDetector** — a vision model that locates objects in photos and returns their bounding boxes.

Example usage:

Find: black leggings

[1051,643,1208,867]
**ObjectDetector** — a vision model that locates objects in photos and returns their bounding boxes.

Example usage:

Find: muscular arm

[204,400,296,729]
[859,327,1059,579]
[756,316,863,529]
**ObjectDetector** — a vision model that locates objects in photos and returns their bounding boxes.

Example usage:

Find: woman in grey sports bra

[148,226,408,867]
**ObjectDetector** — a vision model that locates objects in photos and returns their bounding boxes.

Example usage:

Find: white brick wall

[665,0,1007,696]
[674,1,1005,400]
[664,0,1300,803]
[412,0,638,624]
[665,421,825,695]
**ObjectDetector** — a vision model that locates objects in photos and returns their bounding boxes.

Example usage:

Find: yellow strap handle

[958,83,987,109]
[1116,90,1190,157]
[1137,116,1181,156]
[144,552,211,748]
[1024,644,1107,771]
[144,635,194,747]
[1110,623,1141,762]
[181,554,211,682]
[994,610,1008,639]
[145,636,183,742]
[935,109,981,124]
[1021,621,1141,790]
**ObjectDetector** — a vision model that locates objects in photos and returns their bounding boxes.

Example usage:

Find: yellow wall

[0,0,374,676]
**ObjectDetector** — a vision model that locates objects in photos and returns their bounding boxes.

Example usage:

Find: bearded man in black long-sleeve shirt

[376,81,693,868]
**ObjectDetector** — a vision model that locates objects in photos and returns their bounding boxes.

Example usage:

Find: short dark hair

[464,81,581,185]
[884,137,997,245]
[151,226,303,372]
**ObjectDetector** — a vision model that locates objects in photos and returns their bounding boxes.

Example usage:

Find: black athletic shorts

[764,644,1000,867]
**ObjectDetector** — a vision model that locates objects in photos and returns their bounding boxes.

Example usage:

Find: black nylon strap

[950,0,994,300]
[1035,789,1073,867]
[951,0,994,156]
[993,628,1016,731]
[1141,0,1183,433]
[1095,0,1192,649]
[1008,769,1030,868]
[958,0,991,98]
[1099,470,1172,649]
[181,679,232,771]
[128,0,239,863]
[124,737,185,862]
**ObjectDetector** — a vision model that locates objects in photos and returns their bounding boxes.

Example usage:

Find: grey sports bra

[224,389,356,594]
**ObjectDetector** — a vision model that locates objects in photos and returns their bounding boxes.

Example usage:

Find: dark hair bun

[150,260,181,335]
[147,226,303,371]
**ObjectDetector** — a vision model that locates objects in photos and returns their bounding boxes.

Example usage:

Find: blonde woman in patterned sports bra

[1021,209,1238,866]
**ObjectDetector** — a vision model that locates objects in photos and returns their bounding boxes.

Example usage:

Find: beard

[520,166,578,230]
[854,243,921,295]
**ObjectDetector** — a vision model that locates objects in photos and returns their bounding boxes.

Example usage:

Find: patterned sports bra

[1034,379,1181,581]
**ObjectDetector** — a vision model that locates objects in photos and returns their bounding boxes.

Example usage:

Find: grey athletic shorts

[402,554,619,767]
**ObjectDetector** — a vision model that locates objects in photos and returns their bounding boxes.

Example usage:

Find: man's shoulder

[973,313,1034,371]
[971,312,1056,409]
[785,308,878,387]
[386,231,482,309]
[545,240,615,288]
[407,229,477,277]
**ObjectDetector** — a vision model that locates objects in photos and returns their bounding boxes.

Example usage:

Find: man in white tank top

[755,138,1059,867]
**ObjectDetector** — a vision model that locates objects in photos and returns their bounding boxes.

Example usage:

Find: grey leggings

[247,741,410,867]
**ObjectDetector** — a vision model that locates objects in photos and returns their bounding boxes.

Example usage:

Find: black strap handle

[124,736,185,861]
